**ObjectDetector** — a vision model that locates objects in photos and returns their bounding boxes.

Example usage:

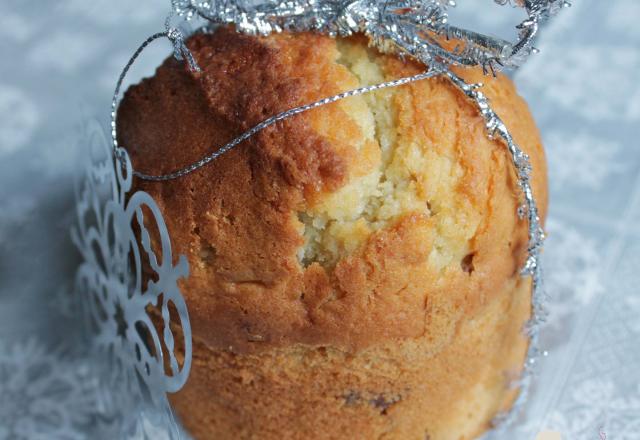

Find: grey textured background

[0,0,639,438]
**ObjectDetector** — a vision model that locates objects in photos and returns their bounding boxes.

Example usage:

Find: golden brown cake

[117,26,548,440]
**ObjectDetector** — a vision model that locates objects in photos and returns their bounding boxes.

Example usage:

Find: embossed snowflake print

[542,219,603,327]
[544,131,626,190]
[518,44,640,122]
[0,84,39,157]
[0,339,99,440]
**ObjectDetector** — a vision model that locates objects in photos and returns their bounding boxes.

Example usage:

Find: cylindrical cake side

[118,27,547,440]
[172,277,531,440]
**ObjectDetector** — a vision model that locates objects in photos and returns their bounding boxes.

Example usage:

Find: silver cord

[130,70,438,181]
[111,13,200,165]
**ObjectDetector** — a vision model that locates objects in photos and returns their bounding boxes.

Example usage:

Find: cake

[117,26,548,440]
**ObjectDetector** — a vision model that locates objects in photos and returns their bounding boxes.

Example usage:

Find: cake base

[170,277,531,440]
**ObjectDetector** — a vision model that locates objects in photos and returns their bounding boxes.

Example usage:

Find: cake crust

[117,26,548,439]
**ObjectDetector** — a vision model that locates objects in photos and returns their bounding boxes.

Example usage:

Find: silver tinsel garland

[172,0,569,73]
[110,0,568,432]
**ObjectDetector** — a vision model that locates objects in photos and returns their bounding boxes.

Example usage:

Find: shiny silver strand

[132,70,438,181]
[109,0,568,432]
[111,13,200,167]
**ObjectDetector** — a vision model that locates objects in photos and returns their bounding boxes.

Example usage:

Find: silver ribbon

[109,0,569,431]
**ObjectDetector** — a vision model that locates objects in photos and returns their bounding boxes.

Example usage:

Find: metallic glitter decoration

[445,68,548,431]
[107,0,568,432]
[172,0,570,73]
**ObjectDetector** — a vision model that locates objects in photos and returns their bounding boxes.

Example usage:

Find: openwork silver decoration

[72,120,192,438]
[105,0,568,433]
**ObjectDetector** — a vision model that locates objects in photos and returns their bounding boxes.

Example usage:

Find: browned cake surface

[118,26,547,440]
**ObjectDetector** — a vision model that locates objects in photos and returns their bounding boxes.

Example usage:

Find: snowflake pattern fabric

[0,339,98,440]
[0,0,639,439]
[544,131,626,190]
[0,84,39,157]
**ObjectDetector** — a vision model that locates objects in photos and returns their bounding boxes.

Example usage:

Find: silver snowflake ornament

[72,120,192,437]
